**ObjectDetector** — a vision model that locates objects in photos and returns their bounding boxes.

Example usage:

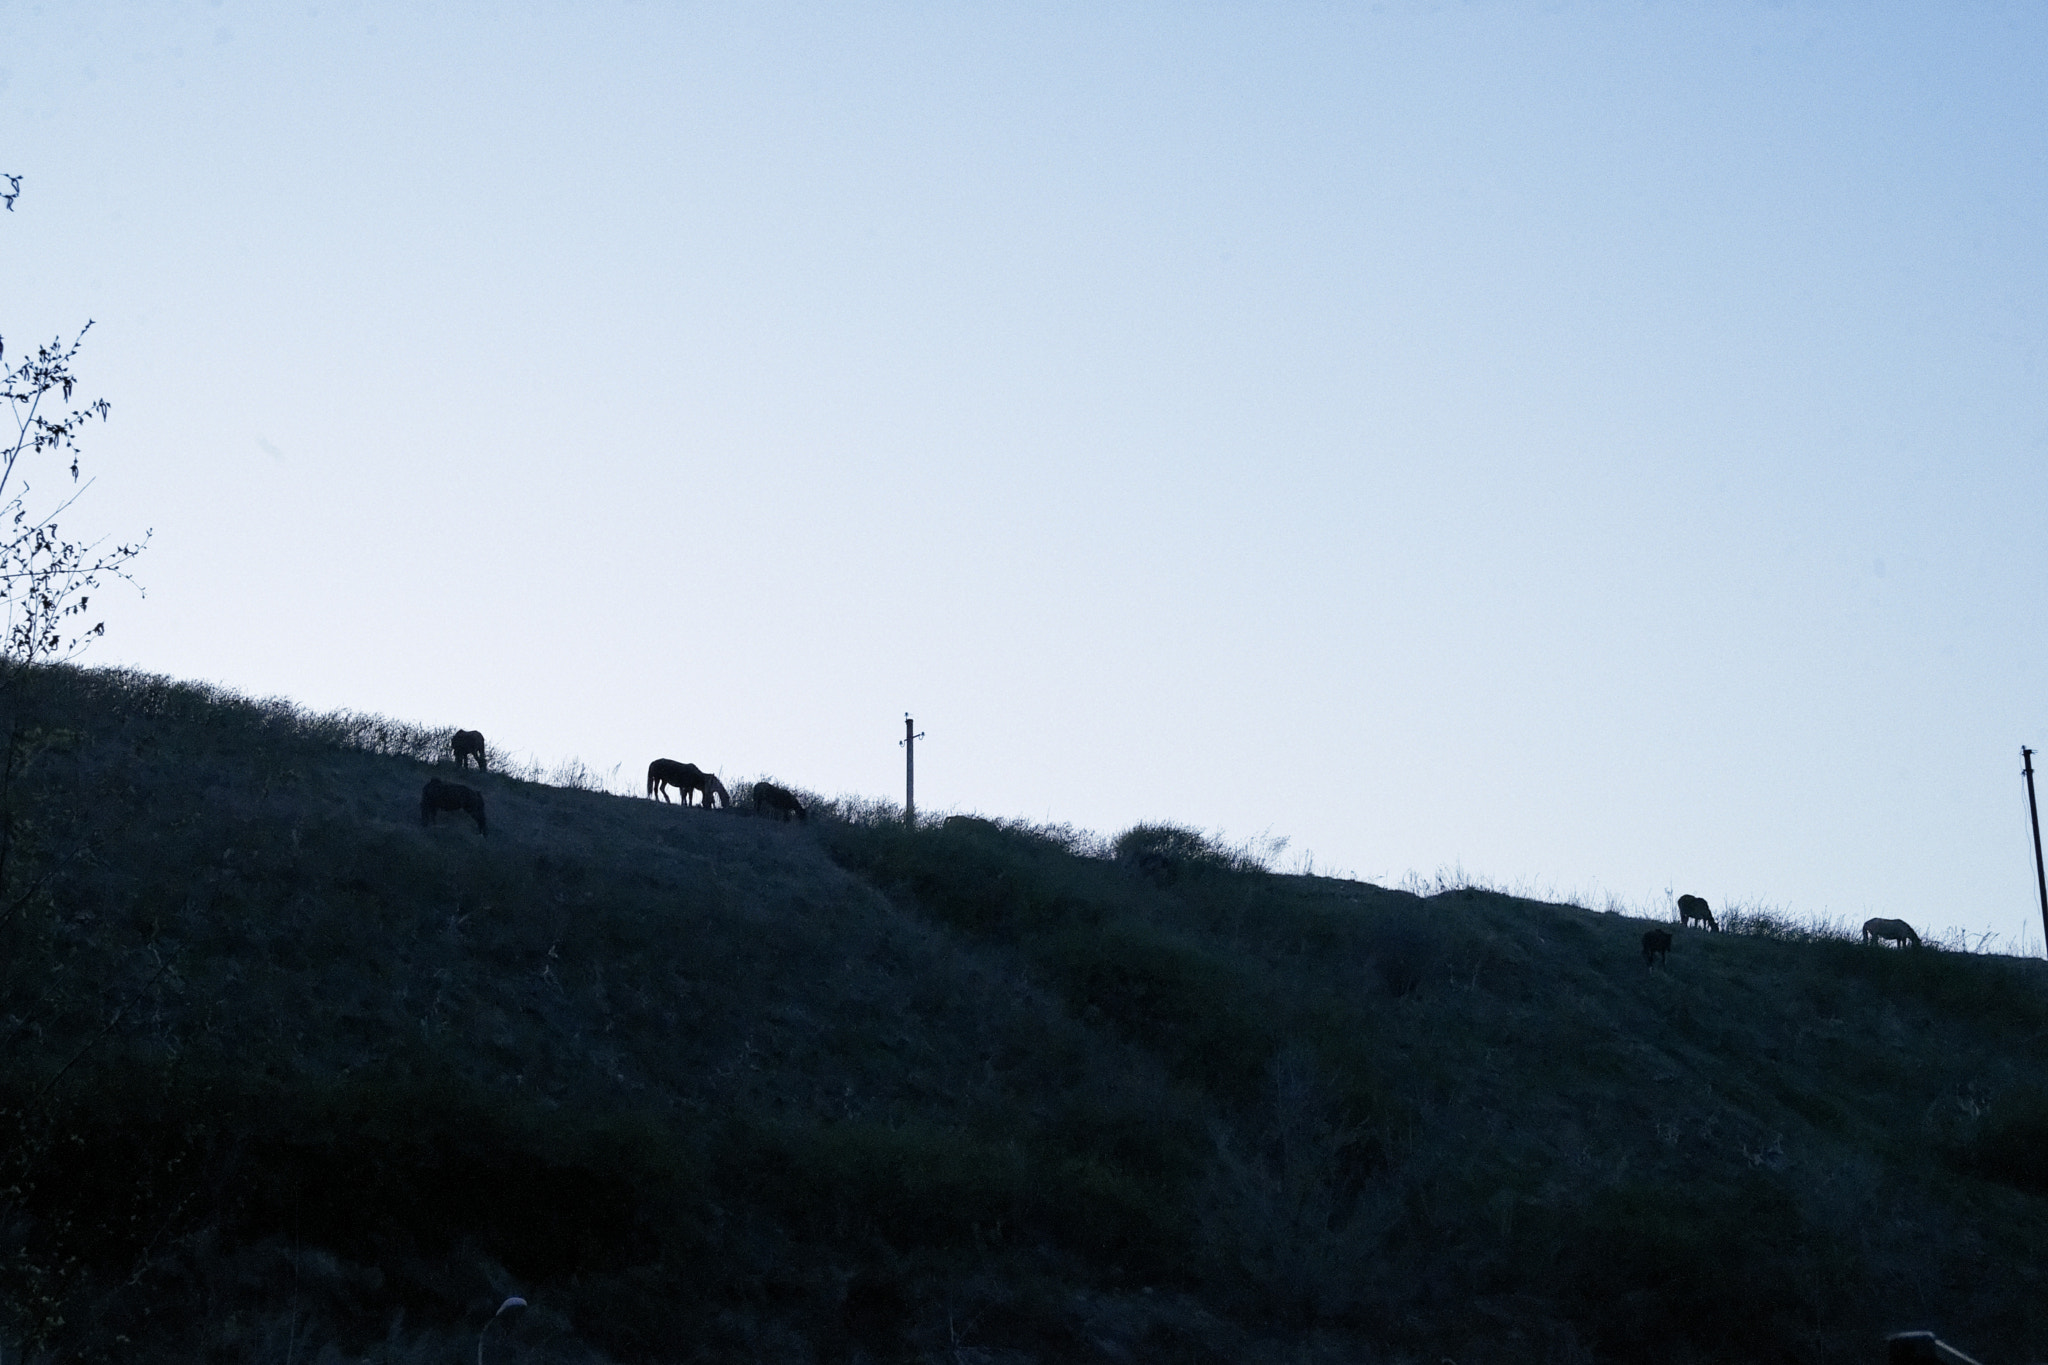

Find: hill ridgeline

[2,664,2045,1364]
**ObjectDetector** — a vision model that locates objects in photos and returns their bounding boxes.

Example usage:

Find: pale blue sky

[5,2,2046,946]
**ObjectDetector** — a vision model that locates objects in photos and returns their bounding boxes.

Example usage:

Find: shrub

[1112,824,1269,879]
[1039,921,1274,1103]
[1197,1047,1390,1325]
[820,811,1116,941]
[1358,902,1445,998]
[1539,1173,1815,1359]
[1949,1084,2048,1196]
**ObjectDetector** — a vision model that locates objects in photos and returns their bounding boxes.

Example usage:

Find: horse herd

[417,736,1938,965]
[417,729,809,837]
[1640,894,1923,967]
[647,756,809,822]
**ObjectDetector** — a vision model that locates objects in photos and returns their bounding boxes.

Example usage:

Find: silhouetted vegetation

[1,172,149,666]
[1,663,2046,1362]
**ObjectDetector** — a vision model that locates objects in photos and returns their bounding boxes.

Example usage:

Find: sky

[4,1,2046,949]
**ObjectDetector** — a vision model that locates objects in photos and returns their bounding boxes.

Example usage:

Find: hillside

[1,663,2045,1364]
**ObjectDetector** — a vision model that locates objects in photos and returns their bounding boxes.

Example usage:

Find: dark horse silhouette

[752,781,807,823]
[1863,917,1921,948]
[451,729,487,770]
[1677,894,1718,932]
[1642,929,1672,968]
[647,759,729,808]
[421,778,486,835]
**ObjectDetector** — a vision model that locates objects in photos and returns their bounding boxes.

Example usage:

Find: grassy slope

[1,664,2045,1364]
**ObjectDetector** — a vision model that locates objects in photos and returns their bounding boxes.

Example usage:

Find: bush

[1039,922,1274,1103]
[1112,824,1269,879]
[1539,1173,1815,1360]
[1358,902,1444,998]
[1949,1084,2048,1196]
[1197,1047,1390,1325]
[820,811,1116,941]
[715,1116,1176,1268]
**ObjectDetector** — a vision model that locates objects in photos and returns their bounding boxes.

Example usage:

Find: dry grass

[0,662,2045,1362]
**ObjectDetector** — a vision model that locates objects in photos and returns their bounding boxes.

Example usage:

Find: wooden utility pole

[2026,747,2048,954]
[900,714,925,826]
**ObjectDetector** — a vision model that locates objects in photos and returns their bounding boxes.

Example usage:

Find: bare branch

[0,283,145,663]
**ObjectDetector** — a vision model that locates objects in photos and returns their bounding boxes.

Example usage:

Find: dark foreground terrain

[2,664,2045,1363]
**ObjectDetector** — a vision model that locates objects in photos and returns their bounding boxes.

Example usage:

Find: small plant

[1363,903,1442,997]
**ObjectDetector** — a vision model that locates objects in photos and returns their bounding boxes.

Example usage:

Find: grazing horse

[451,729,487,770]
[421,778,487,835]
[1642,929,1672,968]
[1863,917,1922,948]
[647,759,729,808]
[1677,894,1718,932]
[752,781,807,823]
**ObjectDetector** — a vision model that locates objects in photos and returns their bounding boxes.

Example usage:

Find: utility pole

[900,714,925,826]
[2026,747,2048,954]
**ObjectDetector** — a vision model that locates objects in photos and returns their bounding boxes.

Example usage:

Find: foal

[421,778,487,835]
[752,781,807,823]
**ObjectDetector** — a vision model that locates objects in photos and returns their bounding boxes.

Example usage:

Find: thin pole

[2026,747,2048,954]
[901,714,925,826]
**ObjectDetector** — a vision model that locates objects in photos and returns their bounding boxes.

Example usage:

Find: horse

[1642,929,1672,968]
[1863,917,1922,948]
[647,759,729,808]
[421,778,487,835]
[1677,894,1718,932]
[752,781,807,823]
[451,729,487,770]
